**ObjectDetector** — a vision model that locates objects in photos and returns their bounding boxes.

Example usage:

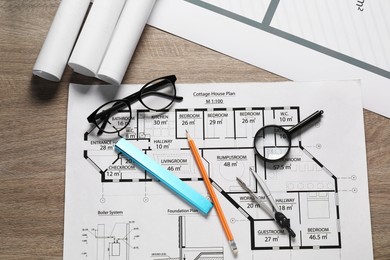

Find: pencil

[186,130,238,255]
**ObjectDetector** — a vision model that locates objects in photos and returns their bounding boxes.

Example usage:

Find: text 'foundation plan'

[64,80,372,260]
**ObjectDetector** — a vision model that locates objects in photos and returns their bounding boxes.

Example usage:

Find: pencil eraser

[115,138,213,215]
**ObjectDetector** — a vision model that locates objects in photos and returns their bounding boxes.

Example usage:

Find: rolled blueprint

[97,0,157,85]
[32,0,91,81]
[68,0,127,77]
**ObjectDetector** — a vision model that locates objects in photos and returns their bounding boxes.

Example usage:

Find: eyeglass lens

[95,100,131,134]
[140,78,176,111]
[93,77,178,134]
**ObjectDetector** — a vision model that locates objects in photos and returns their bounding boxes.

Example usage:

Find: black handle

[288,110,323,134]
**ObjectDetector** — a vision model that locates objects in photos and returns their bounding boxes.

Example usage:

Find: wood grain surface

[0,1,389,259]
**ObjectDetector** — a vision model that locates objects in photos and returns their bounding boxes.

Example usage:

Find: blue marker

[115,138,213,215]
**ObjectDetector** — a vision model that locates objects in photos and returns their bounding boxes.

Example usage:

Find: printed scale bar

[115,138,213,215]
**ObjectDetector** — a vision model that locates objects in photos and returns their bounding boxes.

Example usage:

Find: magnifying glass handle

[288,110,323,134]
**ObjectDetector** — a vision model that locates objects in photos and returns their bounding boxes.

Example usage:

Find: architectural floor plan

[64,80,372,259]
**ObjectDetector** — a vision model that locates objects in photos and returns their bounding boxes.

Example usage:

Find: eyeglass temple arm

[90,100,132,123]
[88,75,179,126]
[96,100,127,135]
[288,110,323,134]
[136,77,181,100]
[139,91,183,101]
[97,114,110,136]
[122,77,173,102]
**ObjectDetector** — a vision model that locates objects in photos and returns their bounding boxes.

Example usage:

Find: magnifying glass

[254,110,323,162]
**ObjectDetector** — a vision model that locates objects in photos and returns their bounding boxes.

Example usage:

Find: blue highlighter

[115,138,213,215]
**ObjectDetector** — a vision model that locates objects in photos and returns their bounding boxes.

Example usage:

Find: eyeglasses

[87,75,183,135]
[253,110,323,162]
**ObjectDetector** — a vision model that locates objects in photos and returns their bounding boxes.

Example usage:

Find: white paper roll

[68,0,127,77]
[32,0,91,81]
[97,0,157,85]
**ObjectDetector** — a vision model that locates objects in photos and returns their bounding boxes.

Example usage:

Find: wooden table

[0,1,389,259]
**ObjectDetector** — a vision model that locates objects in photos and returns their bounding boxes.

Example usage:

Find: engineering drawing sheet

[64,80,373,259]
[148,0,390,117]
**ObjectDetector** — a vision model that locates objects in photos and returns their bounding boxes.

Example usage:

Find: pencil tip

[185,130,190,139]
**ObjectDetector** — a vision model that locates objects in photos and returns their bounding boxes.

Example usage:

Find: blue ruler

[115,138,213,215]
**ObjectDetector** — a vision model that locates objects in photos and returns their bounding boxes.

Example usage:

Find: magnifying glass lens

[254,126,290,161]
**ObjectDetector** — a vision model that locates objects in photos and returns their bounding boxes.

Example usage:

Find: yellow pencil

[186,130,238,255]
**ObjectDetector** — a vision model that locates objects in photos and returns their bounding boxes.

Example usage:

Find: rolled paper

[68,0,127,77]
[97,0,157,85]
[32,0,91,81]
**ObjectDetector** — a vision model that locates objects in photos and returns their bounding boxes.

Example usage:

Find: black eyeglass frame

[87,75,183,134]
